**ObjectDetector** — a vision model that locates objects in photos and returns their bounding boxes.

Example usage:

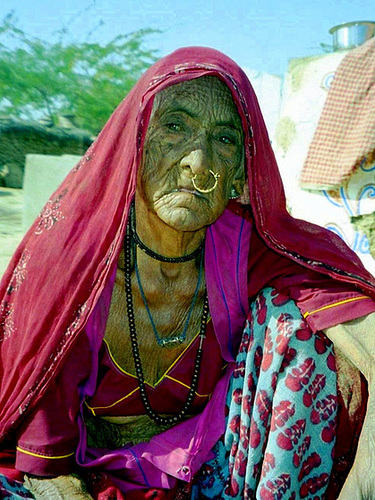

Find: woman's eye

[218,135,234,145]
[166,123,181,132]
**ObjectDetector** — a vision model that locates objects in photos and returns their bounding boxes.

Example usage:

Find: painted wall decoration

[271,50,375,276]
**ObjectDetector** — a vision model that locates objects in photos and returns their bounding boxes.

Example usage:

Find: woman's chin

[157,206,211,233]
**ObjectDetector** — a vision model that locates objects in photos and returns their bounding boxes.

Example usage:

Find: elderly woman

[1,47,375,500]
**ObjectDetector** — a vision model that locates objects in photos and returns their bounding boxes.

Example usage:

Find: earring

[229,186,240,199]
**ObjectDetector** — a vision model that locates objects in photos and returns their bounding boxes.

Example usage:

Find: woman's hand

[24,473,93,500]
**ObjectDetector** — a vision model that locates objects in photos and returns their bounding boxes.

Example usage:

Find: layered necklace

[134,253,203,347]
[124,215,209,426]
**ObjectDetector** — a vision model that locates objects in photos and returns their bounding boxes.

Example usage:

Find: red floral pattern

[195,287,337,499]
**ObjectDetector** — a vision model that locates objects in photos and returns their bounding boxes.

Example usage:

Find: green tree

[0,11,160,134]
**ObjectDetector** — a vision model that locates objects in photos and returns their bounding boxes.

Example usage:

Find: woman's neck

[133,197,206,262]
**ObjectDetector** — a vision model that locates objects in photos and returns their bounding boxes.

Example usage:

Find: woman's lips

[179,187,198,194]
[167,187,202,197]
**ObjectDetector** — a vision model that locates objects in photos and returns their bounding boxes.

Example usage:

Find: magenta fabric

[1,45,375,481]
[14,269,117,477]
[87,321,224,417]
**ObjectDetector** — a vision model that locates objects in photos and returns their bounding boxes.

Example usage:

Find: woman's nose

[180,148,209,176]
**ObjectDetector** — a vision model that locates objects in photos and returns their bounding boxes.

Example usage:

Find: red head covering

[1,47,374,439]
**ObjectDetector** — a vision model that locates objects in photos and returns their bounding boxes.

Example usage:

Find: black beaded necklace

[131,206,204,263]
[124,225,209,426]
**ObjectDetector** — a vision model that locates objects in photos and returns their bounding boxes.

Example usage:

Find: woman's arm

[324,312,375,500]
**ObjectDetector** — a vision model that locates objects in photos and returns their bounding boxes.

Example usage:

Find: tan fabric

[323,315,375,498]
[24,474,93,500]
[300,37,375,189]
[324,311,375,381]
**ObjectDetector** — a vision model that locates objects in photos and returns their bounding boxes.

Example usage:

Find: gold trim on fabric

[102,338,138,379]
[16,446,74,460]
[164,375,211,397]
[85,386,140,415]
[103,318,212,387]
[89,318,213,412]
[303,296,370,318]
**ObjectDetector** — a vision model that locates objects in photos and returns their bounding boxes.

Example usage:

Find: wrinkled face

[136,76,245,232]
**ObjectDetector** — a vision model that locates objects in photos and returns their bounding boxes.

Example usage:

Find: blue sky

[2,0,374,76]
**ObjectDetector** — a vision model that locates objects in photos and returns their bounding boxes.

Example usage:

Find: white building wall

[243,69,282,142]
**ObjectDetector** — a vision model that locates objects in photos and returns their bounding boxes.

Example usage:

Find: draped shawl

[1,46,375,442]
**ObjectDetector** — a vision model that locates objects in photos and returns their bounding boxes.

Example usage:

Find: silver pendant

[158,336,184,348]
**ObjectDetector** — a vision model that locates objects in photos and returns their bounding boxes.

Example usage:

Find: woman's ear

[231,159,246,198]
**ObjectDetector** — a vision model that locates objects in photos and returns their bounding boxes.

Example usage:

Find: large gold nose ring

[191,170,220,193]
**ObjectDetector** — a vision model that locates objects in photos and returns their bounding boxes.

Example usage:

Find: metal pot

[329,21,375,50]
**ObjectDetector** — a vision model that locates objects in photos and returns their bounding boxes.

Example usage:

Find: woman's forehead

[152,75,242,125]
